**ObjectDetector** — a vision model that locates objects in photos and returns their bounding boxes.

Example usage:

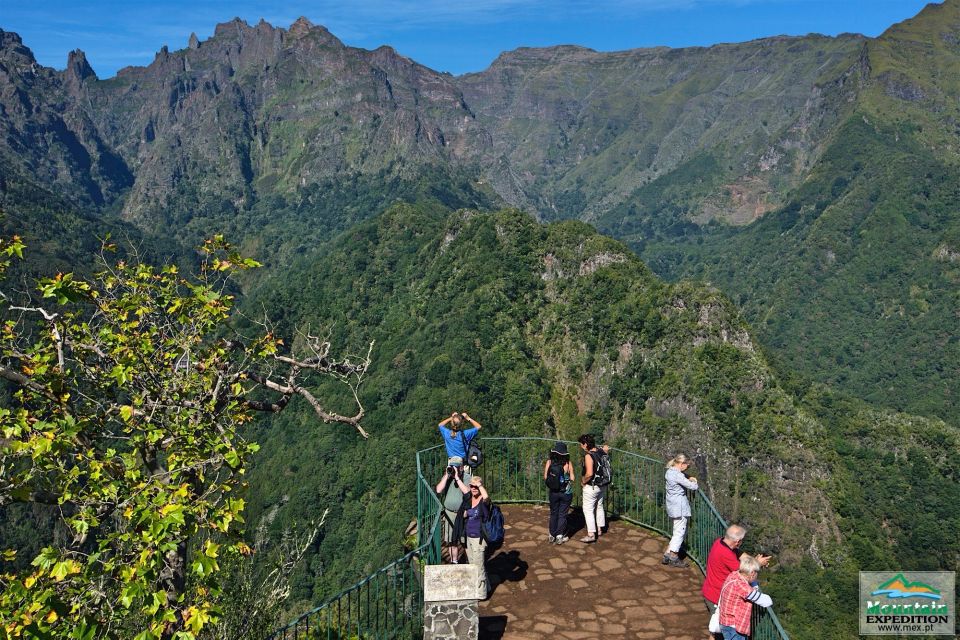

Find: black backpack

[590,450,612,487]
[545,460,566,492]
[460,431,483,467]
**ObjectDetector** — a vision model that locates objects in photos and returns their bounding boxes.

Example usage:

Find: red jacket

[702,537,740,604]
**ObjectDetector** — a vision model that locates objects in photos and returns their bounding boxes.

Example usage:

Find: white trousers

[466,536,488,599]
[582,484,607,534]
[668,516,688,553]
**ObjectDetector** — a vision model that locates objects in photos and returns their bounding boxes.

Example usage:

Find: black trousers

[548,490,573,536]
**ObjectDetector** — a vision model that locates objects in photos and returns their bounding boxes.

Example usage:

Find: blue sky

[2,0,937,78]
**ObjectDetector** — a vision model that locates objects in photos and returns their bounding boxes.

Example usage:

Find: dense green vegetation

[144,164,498,271]
[2,4,959,637]
[769,385,960,639]
[0,238,278,639]
[641,115,960,425]
[231,203,957,638]
[1,187,956,638]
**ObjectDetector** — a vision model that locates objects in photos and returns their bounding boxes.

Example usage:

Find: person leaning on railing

[702,524,771,613]
[663,453,698,567]
[717,554,773,640]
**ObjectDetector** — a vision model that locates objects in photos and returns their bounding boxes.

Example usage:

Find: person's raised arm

[438,412,458,428]
[436,470,451,494]
[462,412,481,431]
[453,467,470,494]
[675,469,698,491]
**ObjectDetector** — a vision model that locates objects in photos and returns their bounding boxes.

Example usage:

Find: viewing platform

[480,503,709,639]
[270,438,788,640]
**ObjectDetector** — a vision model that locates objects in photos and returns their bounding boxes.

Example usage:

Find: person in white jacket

[663,453,698,567]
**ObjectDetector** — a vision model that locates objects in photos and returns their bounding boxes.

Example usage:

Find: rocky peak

[288,16,314,36]
[484,44,597,71]
[188,32,200,50]
[213,17,253,39]
[0,29,38,66]
[287,17,342,48]
[65,49,96,82]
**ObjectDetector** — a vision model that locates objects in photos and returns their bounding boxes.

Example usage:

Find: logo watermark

[860,571,955,635]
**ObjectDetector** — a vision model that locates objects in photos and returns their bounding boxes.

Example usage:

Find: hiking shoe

[555,535,569,545]
[661,554,672,565]
[547,535,556,543]
[579,535,597,544]
[667,556,688,568]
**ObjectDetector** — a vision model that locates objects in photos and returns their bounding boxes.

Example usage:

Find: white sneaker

[547,535,556,543]
[555,535,569,545]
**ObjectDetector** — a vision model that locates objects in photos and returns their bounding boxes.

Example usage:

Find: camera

[446,465,456,477]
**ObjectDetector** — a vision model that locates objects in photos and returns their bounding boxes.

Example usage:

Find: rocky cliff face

[62,18,490,222]
[0,18,870,232]
[0,30,131,206]
[456,35,865,224]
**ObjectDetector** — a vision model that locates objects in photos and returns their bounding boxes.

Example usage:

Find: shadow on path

[478,504,711,640]
[486,549,528,597]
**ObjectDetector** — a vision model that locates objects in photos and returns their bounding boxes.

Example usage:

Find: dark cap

[550,441,568,456]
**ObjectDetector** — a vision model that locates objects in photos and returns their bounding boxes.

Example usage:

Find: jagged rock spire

[66,49,96,81]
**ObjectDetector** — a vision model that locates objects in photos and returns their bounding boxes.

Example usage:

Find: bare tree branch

[0,363,57,398]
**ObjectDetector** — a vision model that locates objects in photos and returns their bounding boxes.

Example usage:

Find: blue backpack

[482,504,505,545]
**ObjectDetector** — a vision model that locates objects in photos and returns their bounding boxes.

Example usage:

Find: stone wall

[423,600,479,640]
[423,564,479,640]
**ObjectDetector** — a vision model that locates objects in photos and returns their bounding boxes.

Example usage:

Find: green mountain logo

[871,574,942,600]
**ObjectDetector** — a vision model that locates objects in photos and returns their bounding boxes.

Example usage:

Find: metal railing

[272,437,789,640]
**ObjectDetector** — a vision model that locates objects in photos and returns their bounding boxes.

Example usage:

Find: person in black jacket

[543,442,575,544]
[460,475,491,600]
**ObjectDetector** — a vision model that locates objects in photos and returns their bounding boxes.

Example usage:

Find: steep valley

[1,3,959,638]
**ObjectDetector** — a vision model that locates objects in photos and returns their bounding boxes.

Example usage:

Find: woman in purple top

[462,475,490,600]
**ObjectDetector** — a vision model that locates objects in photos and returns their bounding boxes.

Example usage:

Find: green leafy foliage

[0,238,279,639]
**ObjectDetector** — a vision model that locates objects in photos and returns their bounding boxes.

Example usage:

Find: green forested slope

[2,4,956,429]
[239,203,957,638]
[643,116,960,422]
[638,1,960,423]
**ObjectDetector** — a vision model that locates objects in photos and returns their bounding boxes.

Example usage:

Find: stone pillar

[423,564,479,640]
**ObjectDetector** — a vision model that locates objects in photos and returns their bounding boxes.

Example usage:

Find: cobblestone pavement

[478,504,712,640]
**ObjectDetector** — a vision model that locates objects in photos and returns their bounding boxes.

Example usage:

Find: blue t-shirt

[439,425,479,460]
